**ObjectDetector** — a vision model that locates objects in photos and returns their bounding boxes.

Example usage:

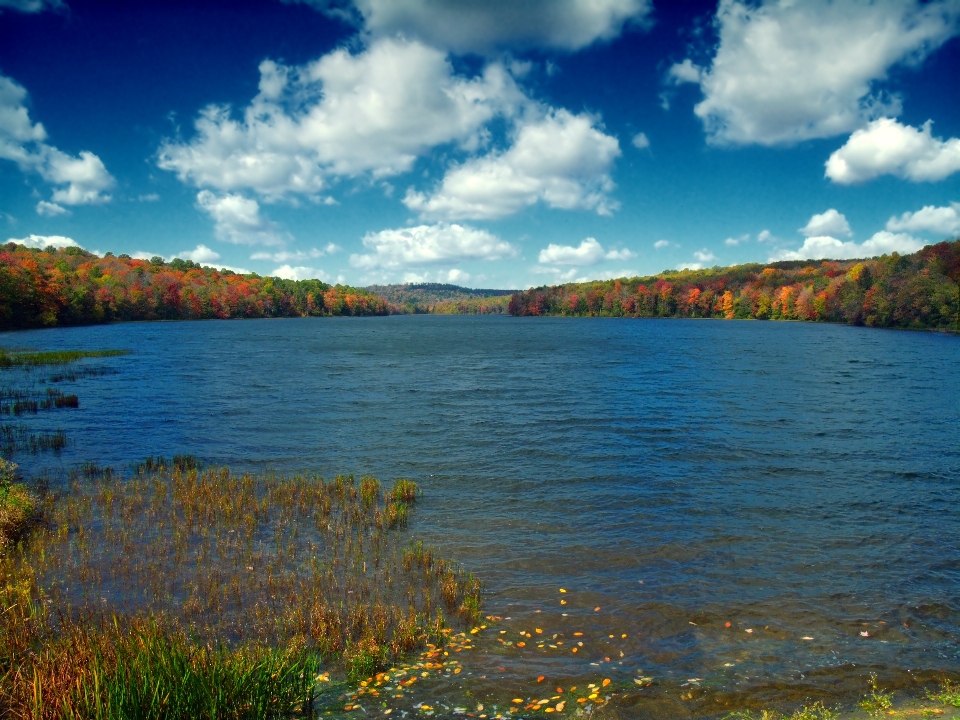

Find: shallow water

[4,315,960,716]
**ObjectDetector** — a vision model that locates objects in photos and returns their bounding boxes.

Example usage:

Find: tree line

[0,245,388,331]
[508,240,960,332]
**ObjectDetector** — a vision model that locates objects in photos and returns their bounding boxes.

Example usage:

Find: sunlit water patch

[4,315,959,717]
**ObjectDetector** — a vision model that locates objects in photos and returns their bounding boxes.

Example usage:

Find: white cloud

[654,239,671,249]
[537,237,634,268]
[45,149,115,205]
[694,248,716,263]
[251,245,339,263]
[725,233,749,246]
[631,132,650,149]
[350,223,515,270]
[444,268,471,284]
[271,264,329,281]
[676,262,704,271]
[825,118,960,184]
[800,208,852,237]
[404,109,620,220]
[296,0,652,54]
[176,244,221,264]
[158,39,527,199]
[886,202,960,236]
[538,237,605,266]
[6,233,79,249]
[680,0,960,145]
[397,267,474,284]
[757,230,776,243]
[770,231,923,261]
[138,193,160,202]
[0,0,62,11]
[0,74,115,204]
[667,58,702,85]
[605,247,635,260]
[35,200,67,216]
[196,191,286,246]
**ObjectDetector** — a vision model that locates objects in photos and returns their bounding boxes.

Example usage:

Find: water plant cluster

[507,240,960,331]
[0,245,388,330]
[0,349,123,460]
[0,460,483,718]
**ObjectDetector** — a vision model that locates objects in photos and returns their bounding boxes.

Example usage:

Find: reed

[0,350,129,369]
[0,462,482,717]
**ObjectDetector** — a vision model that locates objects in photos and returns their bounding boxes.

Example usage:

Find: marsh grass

[928,679,960,707]
[0,349,129,369]
[0,459,37,555]
[0,463,482,717]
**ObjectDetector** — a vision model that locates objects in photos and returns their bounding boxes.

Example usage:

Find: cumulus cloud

[654,239,671,249]
[138,193,160,202]
[6,234,79,249]
[404,109,620,220]
[0,74,115,204]
[825,118,960,184]
[350,223,515,269]
[886,202,960,236]
[725,233,749,246]
[36,200,67,216]
[158,40,527,199]
[667,58,702,85]
[800,208,852,237]
[770,231,923,261]
[293,0,652,54]
[677,0,960,145]
[271,264,329,281]
[694,249,716,263]
[540,237,598,266]
[251,245,340,263]
[537,237,635,270]
[631,132,650,149]
[176,244,221,264]
[196,191,286,246]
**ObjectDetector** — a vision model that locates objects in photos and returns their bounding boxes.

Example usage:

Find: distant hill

[366,283,517,313]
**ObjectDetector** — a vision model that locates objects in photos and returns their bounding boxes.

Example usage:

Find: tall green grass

[0,349,129,369]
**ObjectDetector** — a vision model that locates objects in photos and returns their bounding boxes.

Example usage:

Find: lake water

[4,315,960,716]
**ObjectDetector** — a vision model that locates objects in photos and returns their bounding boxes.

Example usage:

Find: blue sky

[1,0,959,288]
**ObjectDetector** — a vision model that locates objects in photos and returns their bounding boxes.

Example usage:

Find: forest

[0,244,388,331]
[508,240,960,331]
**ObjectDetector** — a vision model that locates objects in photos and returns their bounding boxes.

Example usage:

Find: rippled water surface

[5,316,960,716]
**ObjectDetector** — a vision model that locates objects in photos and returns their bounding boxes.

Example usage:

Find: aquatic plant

[0,349,128,368]
[859,674,894,717]
[928,679,960,707]
[0,458,35,554]
[0,464,482,716]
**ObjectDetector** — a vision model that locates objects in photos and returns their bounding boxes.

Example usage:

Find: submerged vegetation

[0,244,388,331]
[508,240,960,331]
[0,460,482,717]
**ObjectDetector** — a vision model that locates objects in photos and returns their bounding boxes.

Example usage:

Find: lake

[4,315,959,716]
